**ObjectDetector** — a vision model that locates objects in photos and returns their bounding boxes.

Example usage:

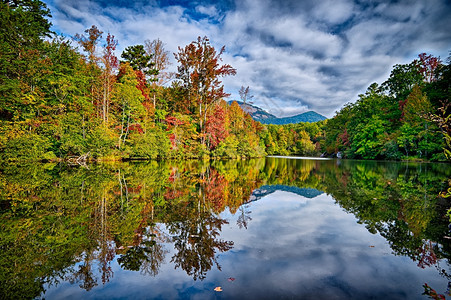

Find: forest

[323,54,450,161]
[0,0,450,162]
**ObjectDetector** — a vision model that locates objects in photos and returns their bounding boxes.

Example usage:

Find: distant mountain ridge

[229,101,327,124]
[259,111,327,125]
[229,101,277,120]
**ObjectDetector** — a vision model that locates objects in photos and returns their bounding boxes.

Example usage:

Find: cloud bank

[45,0,451,117]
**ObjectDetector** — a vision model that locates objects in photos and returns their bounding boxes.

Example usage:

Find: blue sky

[44,0,451,117]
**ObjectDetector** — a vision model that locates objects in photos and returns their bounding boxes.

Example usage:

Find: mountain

[249,185,323,202]
[259,111,327,124]
[230,101,327,124]
[229,101,277,120]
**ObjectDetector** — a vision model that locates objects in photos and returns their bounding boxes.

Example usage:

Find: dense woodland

[323,54,451,161]
[0,0,450,162]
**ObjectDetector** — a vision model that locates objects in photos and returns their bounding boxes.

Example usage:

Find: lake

[1,157,450,299]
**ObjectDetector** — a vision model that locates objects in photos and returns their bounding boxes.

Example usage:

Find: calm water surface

[1,158,450,299]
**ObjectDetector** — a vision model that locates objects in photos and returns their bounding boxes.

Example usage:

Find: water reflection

[0,158,449,299]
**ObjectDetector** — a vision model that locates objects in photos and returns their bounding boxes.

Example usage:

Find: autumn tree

[418,53,441,83]
[100,33,118,124]
[174,36,236,145]
[239,85,254,114]
[428,102,451,159]
[74,25,103,64]
[145,38,172,85]
[424,53,450,109]
[205,102,228,149]
[0,0,52,120]
[74,25,104,121]
[239,86,254,105]
[113,63,146,150]
[402,85,441,158]
[145,39,173,108]
[121,45,158,112]
[403,85,432,124]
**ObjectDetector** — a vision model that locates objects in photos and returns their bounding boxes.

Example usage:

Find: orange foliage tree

[174,36,236,146]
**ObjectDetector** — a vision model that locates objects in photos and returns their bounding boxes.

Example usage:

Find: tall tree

[74,25,104,119]
[0,0,52,48]
[144,39,172,108]
[382,61,423,100]
[239,85,254,114]
[74,25,103,64]
[418,53,441,83]
[174,36,236,145]
[403,85,432,124]
[113,63,146,150]
[121,45,157,76]
[239,86,254,105]
[205,102,228,150]
[121,45,158,112]
[0,0,52,120]
[144,38,172,85]
[100,33,118,124]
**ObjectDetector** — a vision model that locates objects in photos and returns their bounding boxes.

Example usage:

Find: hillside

[229,101,276,120]
[259,111,327,124]
[230,101,327,124]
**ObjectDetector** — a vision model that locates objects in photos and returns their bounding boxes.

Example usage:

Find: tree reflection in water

[169,211,233,281]
[0,158,449,299]
[237,204,252,229]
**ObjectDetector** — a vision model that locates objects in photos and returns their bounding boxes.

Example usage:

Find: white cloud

[311,0,355,25]
[195,5,218,17]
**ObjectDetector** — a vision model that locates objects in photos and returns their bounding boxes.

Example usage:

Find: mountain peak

[229,101,276,120]
[229,101,327,124]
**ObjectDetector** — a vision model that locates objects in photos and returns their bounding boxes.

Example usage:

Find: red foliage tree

[134,70,150,101]
[165,115,186,149]
[418,53,441,83]
[338,128,350,146]
[206,104,229,149]
[101,33,119,123]
[204,169,227,213]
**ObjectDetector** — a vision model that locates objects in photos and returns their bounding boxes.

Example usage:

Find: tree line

[323,53,450,161]
[0,1,266,162]
[0,0,449,162]
[262,50,451,161]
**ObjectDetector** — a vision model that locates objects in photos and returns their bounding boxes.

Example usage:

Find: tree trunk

[118,102,126,150]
